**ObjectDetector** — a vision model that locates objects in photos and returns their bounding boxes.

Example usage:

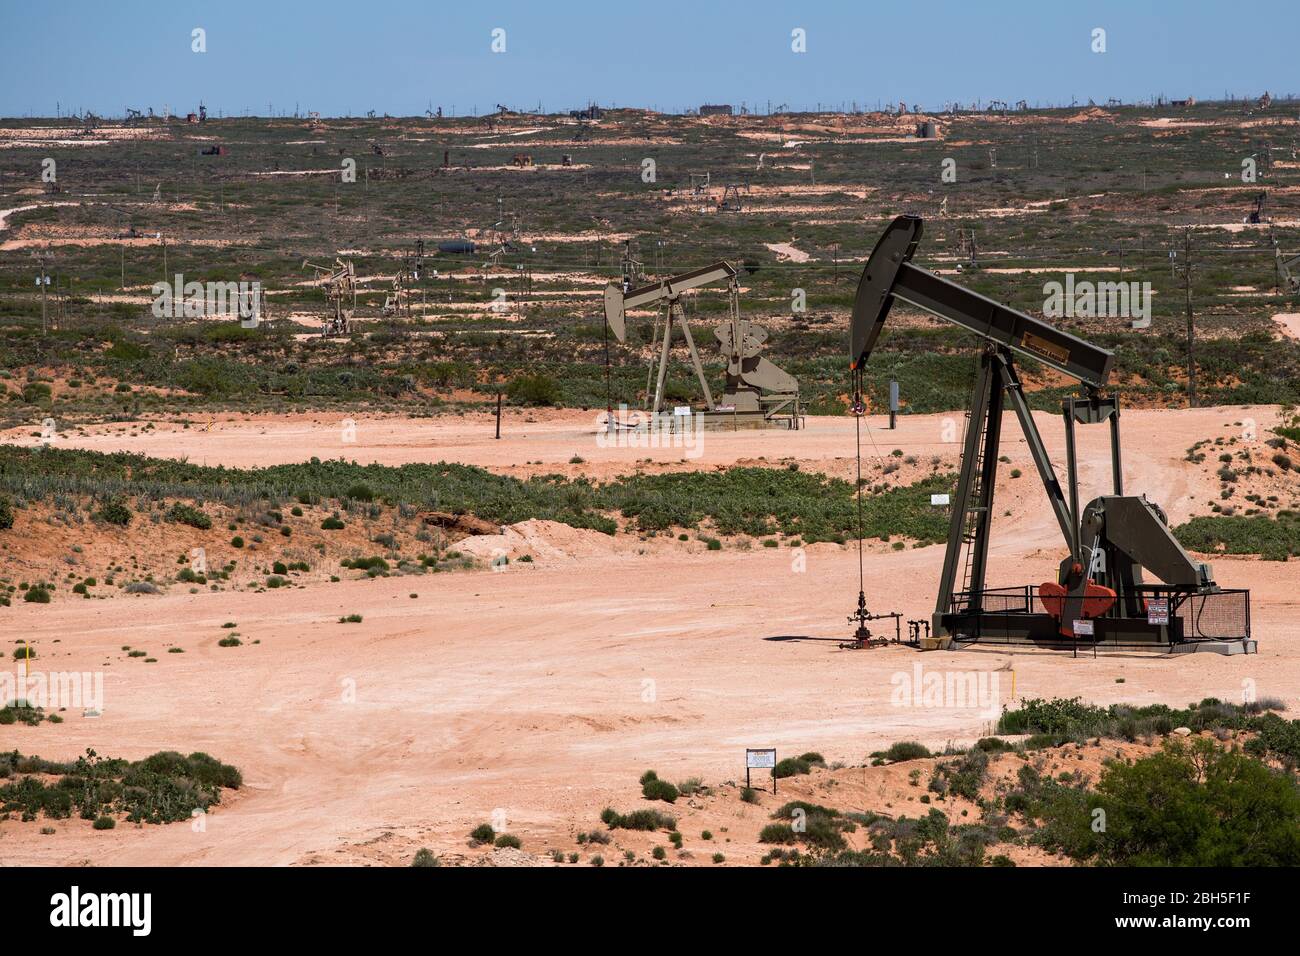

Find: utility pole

[1183,227,1196,408]
[37,254,49,333]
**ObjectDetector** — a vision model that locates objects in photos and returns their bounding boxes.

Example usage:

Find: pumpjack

[303,258,357,337]
[1272,229,1299,295]
[604,262,800,427]
[382,241,426,316]
[850,216,1252,652]
[1246,191,1268,225]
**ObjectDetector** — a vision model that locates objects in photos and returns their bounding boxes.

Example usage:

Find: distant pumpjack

[603,261,799,426]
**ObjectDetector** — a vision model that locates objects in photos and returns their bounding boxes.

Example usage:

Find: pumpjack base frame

[944,610,1172,649]
[943,582,1254,654]
[698,407,802,430]
[615,408,803,431]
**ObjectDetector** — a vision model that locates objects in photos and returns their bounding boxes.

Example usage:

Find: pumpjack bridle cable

[852,368,866,602]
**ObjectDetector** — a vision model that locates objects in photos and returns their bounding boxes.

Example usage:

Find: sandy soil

[1275,313,1300,340]
[1,405,1296,865]
[0,200,80,232]
[765,242,811,262]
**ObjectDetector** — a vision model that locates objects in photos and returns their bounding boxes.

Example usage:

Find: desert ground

[2,405,1296,866]
[1,98,1298,866]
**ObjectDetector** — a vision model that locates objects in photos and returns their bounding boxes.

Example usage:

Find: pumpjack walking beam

[851,218,1114,388]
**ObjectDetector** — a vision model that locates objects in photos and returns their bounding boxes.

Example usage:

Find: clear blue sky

[0,0,1293,118]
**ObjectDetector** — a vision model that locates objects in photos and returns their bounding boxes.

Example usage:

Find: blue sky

[0,0,1293,118]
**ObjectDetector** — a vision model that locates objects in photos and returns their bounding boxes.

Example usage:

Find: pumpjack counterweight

[848,216,1252,653]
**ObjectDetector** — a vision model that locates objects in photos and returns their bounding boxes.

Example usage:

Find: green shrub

[346,483,375,502]
[0,748,238,827]
[493,834,522,849]
[469,823,495,844]
[774,757,812,779]
[1025,739,1300,866]
[929,748,990,801]
[0,703,46,725]
[0,495,14,530]
[1174,513,1300,560]
[411,848,439,867]
[759,823,797,844]
[23,587,50,604]
[96,499,133,527]
[880,741,931,763]
[507,373,561,407]
[997,697,1112,737]
[344,556,389,573]
[676,777,704,796]
[642,778,679,803]
[166,502,212,529]
[22,382,52,404]
[321,516,345,530]
[600,807,676,831]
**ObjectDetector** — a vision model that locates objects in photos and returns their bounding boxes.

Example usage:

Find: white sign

[1073,619,1095,636]
[746,749,776,769]
[930,493,951,506]
[1147,599,1169,626]
[673,405,692,417]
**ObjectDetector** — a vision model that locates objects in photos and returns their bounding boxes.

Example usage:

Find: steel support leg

[934,350,996,634]
[651,305,674,415]
[676,303,715,410]
[999,355,1076,549]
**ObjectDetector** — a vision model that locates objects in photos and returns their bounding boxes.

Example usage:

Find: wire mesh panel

[949,586,1033,615]
[1176,590,1251,641]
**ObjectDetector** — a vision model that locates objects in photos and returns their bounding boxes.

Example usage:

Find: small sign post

[888,380,899,430]
[746,748,777,794]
